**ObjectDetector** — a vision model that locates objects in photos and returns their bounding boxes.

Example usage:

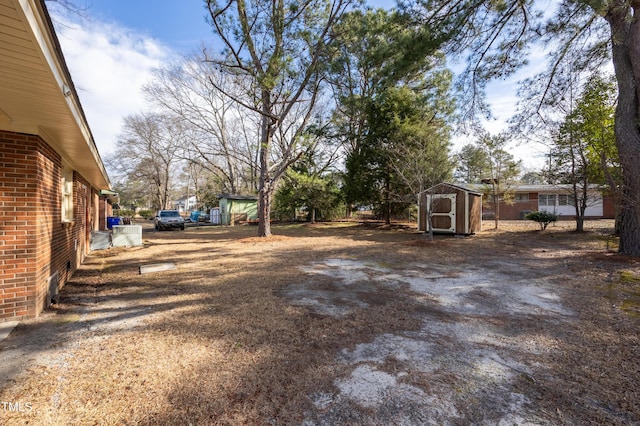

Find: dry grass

[1,219,639,425]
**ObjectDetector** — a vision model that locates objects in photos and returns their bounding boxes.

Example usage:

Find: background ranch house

[0,0,115,321]
[474,184,616,220]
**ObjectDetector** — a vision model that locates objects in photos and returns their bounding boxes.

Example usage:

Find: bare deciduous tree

[204,0,354,237]
[107,113,186,210]
[145,56,260,195]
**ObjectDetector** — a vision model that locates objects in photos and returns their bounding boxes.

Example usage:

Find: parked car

[189,211,210,223]
[154,210,185,231]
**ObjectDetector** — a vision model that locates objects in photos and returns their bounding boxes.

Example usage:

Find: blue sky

[50,1,549,169]
[84,1,214,53]
[50,1,215,158]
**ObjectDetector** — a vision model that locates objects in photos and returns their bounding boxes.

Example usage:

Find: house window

[538,194,556,206]
[558,194,569,206]
[515,193,529,203]
[61,164,74,222]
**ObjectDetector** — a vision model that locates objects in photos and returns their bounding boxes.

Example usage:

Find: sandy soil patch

[1,220,639,425]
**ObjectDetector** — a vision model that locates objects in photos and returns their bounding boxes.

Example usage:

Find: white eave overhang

[0,0,111,190]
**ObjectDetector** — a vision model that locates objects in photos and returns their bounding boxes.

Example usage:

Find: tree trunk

[492,185,499,229]
[571,179,587,232]
[606,3,640,255]
[573,198,584,232]
[257,92,273,237]
[258,155,274,237]
[257,185,273,237]
[426,199,434,241]
[384,177,391,225]
[578,180,590,233]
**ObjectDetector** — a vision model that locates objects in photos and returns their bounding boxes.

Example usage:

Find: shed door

[426,194,456,233]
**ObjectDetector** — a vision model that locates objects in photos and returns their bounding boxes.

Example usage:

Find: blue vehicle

[189,211,210,223]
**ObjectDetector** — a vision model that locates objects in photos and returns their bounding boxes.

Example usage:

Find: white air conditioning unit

[111,225,142,247]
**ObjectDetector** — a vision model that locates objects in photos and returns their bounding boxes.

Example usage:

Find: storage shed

[418,183,482,235]
[218,194,258,225]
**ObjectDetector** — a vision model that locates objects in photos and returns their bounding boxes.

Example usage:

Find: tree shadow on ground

[2,220,638,424]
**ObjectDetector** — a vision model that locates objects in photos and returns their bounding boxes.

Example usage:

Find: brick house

[474,184,616,220]
[0,0,115,321]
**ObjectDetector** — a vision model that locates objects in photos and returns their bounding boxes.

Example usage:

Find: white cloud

[52,14,172,155]
[52,8,553,171]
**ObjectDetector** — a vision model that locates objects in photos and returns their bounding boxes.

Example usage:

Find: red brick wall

[1,131,91,321]
[483,200,539,220]
[0,132,40,321]
[498,200,538,220]
[73,174,91,270]
[99,196,110,231]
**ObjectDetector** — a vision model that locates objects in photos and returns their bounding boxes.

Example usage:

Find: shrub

[138,210,155,220]
[113,209,135,218]
[525,210,558,230]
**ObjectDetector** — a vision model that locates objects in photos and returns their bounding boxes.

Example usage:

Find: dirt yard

[1,219,639,425]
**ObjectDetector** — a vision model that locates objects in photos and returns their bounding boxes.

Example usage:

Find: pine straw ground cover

[0,219,639,425]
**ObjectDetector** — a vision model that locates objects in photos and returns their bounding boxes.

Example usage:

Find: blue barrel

[107,216,121,229]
